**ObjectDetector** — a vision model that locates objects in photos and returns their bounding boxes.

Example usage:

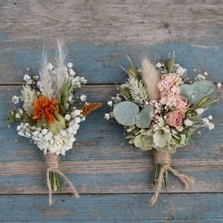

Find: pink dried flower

[166,110,185,128]
[157,73,181,93]
[176,96,189,112]
[157,73,185,109]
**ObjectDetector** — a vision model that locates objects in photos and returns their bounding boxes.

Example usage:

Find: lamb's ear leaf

[180,80,216,104]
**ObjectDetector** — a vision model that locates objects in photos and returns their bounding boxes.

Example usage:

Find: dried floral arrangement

[7,42,101,205]
[105,54,219,205]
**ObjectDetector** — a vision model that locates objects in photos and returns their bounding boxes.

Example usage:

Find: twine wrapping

[150,150,194,206]
[45,152,79,206]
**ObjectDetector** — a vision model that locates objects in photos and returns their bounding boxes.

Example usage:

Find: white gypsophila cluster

[202,117,215,130]
[126,77,148,105]
[175,65,187,77]
[71,76,87,88]
[16,108,85,155]
[21,85,37,115]
[12,95,20,104]
[23,74,33,85]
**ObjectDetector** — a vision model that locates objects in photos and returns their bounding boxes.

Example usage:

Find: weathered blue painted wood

[0,43,223,84]
[0,194,222,223]
[1,0,223,221]
[1,86,223,161]
[0,86,222,194]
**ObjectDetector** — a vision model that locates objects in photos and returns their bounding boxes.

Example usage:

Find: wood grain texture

[1,0,223,221]
[1,86,222,194]
[0,43,223,84]
[1,0,223,84]
[1,0,223,45]
[0,194,222,223]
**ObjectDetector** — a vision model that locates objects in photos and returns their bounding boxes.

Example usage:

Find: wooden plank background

[0,0,223,222]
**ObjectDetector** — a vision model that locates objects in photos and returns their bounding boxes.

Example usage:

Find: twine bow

[150,150,194,206]
[45,152,79,206]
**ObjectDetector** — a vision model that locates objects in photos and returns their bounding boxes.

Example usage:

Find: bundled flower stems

[7,41,101,205]
[106,54,219,205]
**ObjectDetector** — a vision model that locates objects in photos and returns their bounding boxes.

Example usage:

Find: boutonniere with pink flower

[105,53,219,205]
[7,42,101,205]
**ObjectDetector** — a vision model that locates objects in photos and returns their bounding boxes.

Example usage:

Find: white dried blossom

[71,109,82,118]
[202,117,209,125]
[104,113,110,120]
[80,77,87,84]
[195,108,205,115]
[107,101,113,107]
[207,122,215,130]
[16,119,83,155]
[23,74,31,82]
[69,68,76,76]
[217,83,221,88]
[184,119,193,126]
[18,108,23,115]
[12,95,20,104]
[33,75,39,80]
[204,72,208,76]
[67,62,73,68]
[65,114,71,121]
[155,62,162,68]
[15,113,21,119]
[46,63,54,70]
[208,115,213,120]
[176,66,187,76]
[68,95,73,102]
[195,74,206,80]
[80,95,87,102]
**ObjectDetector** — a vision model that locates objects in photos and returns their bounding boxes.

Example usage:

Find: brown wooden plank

[1,0,223,45]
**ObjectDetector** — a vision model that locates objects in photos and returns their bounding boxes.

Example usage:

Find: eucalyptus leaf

[180,80,216,105]
[113,101,139,126]
[135,106,153,128]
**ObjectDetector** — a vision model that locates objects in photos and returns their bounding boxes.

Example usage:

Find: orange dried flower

[33,96,58,124]
[81,102,102,116]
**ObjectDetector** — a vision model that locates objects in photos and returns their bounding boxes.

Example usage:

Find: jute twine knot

[150,150,195,206]
[45,152,80,206]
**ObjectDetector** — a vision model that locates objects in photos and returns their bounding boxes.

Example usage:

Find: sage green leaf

[134,134,153,151]
[117,85,131,100]
[180,134,186,145]
[180,80,216,105]
[153,130,172,148]
[165,52,175,73]
[135,106,153,128]
[113,101,139,126]
[48,113,66,135]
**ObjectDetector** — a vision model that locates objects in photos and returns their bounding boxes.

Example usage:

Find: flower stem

[152,164,170,189]
[49,171,62,192]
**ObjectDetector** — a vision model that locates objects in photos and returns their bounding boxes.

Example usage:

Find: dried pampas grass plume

[141,58,160,100]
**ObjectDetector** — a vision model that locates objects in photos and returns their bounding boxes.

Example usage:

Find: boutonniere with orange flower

[105,54,219,205]
[7,42,101,205]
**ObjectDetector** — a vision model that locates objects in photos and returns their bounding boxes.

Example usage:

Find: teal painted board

[1,86,223,161]
[1,0,223,222]
[0,86,223,194]
[0,194,222,223]
[1,161,223,194]
[0,43,223,84]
